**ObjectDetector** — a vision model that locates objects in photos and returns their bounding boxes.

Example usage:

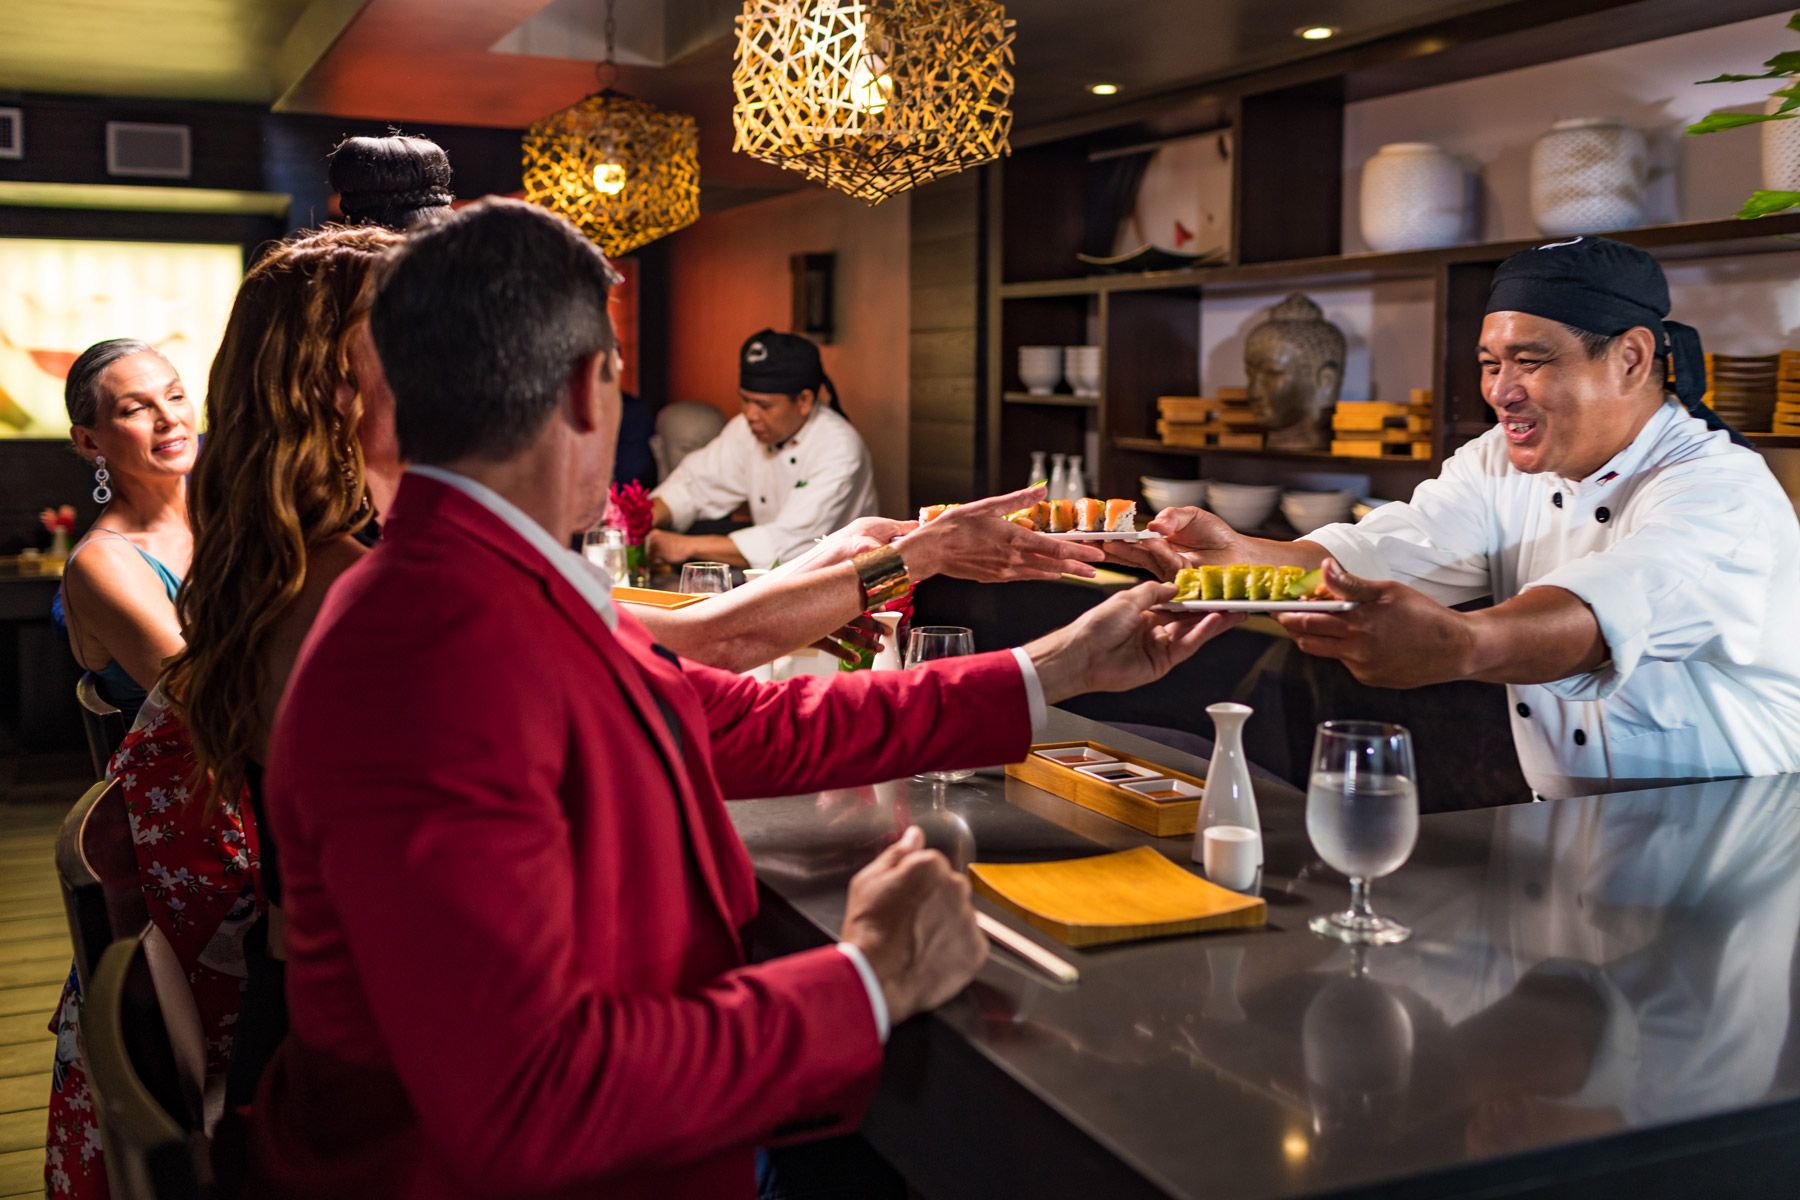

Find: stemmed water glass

[1305,721,1419,945]
[678,561,733,595]
[905,627,975,785]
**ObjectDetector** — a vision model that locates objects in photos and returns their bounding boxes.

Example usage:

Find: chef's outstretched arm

[1276,558,1606,690]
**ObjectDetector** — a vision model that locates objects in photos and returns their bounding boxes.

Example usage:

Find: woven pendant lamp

[521,0,701,255]
[731,0,1015,204]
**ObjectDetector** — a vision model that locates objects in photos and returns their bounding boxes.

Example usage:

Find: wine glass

[905,626,975,784]
[678,561,733,595]
[1305,721,1419,945]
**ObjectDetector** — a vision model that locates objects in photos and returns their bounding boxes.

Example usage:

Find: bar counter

[732,709,1800,1199]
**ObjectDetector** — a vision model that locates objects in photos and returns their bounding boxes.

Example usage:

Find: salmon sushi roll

[918,503,955,523]
[1075,498,1105,531]
[1104,499,1137,533]
[1048,500,1077,532]
[1030,501,1052,529]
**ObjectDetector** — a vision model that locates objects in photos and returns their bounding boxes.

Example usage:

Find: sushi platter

[1156,598,1357,613]
[1154,563,1354,613]
[1042,529,1165,542]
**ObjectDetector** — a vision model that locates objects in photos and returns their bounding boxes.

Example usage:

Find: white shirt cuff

[1010,647,1048,736]
[834,941,889,1043]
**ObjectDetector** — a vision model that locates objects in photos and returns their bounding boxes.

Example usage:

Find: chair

[77,672,127,779]
[55,777,149,990]
[83,925,213,1200]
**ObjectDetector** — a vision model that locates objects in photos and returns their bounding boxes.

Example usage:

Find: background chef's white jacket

[651,403,880,569]
[1308,399,1800,799]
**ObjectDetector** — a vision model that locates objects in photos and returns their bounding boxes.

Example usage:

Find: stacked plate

[1705,353,1778,432]
[1206,481,1281,531]
[1140,476,1208,512]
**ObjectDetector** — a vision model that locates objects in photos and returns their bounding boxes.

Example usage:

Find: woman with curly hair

[43,220,408,1200]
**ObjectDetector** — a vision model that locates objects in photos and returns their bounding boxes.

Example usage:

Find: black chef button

[1516,702,1531,718]
[789,456,797,464]
[1552,492,1563,508]
[1595,506,1611,523]
[1573,729,1587,746]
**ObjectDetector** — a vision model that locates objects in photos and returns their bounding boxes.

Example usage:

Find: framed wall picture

[790,251,835,343]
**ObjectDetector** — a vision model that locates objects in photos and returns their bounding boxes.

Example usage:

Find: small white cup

[1203,825,1261,892]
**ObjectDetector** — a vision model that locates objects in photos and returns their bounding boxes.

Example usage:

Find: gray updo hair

[64,338,158,428]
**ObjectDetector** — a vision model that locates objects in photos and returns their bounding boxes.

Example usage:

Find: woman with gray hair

[57,337,196,719]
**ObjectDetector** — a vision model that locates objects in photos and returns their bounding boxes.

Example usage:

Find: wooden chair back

[55,778,149,991]
[83,925,212,1200]
[77,672,127,779]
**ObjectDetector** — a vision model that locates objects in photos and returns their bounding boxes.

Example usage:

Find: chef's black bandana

[738,329,843,415]
[1485,236,1749,448]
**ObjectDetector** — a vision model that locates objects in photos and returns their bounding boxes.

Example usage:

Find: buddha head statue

[1244,293,1346,451]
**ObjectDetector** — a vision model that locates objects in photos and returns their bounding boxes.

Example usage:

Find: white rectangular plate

[1156,599,1358,613]
[1041,530,1165,541]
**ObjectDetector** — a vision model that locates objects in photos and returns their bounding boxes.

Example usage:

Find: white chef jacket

[651,403,880,569]
[1308,398,1800,799]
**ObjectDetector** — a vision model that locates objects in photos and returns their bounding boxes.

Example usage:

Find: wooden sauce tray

[613,586,707,610]
[1006,741,1204,837]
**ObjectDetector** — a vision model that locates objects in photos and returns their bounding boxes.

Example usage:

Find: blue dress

[57,532,182,720]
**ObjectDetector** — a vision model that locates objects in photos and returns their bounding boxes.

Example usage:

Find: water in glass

[1305,721,1418,945]
[906,626,976,783]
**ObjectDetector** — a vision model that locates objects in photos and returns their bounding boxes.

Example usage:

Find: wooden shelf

[999,212,1800,298]
[1746,432,1800,449]
[1003,391,1101,408]
[1112,436,1440,468]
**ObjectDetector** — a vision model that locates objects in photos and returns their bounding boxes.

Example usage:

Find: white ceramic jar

[1529,118,1647,236]
[1358,142,1466,252]
[1762,97,1800,193]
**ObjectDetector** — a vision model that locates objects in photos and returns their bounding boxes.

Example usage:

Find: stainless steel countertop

[731,708,1800,1199]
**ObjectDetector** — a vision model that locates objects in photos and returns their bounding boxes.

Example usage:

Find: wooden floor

[0,800,68,1198]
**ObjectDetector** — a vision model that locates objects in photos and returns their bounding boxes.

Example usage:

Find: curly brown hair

[164,224,404,805]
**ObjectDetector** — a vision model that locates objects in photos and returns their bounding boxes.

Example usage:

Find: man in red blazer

[244,199,1238,1199]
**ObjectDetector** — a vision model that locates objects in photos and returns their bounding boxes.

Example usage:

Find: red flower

[604,481,655,545]
[39,505,76,534]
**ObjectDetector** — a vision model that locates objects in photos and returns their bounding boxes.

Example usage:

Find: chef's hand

[898,485,1104,582]
[841,826,987,1024]
[1100,506,1237,579]
[1276,558,1475,688]
[1025,582,1245,703]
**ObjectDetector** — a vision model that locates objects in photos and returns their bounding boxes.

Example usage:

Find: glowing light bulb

[593,162,627,195]
[1296,25,1338,41]
[1088,83,1118,96]
[849,55,892,113]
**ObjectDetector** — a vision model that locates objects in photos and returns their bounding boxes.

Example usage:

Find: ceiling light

[1296,25,1338,41]
[1088,82,1118,96]
[732,0,1018,205]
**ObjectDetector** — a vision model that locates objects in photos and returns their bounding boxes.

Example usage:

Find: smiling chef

[1122,236,1800,798]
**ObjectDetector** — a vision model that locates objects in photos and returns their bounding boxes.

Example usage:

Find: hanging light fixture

[731,0,1016,204]
[521,0,701,255]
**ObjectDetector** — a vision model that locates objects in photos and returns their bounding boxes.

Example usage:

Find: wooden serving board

[1006,741,1204,837]
[613,586,707,609]
[970,847,1266,947]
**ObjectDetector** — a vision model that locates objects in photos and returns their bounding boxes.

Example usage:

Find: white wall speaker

[106,122,191,178]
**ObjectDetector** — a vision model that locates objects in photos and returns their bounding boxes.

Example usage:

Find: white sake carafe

[1047,453,1069,502]
[1027,450,1047,491]
[1066,454,1087,500]
[1193,702,1262,871]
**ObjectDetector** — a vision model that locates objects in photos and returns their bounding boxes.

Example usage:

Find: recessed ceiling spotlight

[1296,25,1339,41]
[1088,82,1119,95]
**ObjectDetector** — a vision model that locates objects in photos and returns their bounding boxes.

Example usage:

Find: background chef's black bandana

[1485,236,1749,448]
[738,328,844,416]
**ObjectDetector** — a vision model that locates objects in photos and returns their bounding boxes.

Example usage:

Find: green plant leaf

[1696,70,1785,83]
[1765,50,1800,73]
[1789,10,1800,32]
[1686,110,1788,135]
[1736,190,1800,219]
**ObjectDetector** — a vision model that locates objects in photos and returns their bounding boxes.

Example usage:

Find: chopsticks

[976,911,1079,985]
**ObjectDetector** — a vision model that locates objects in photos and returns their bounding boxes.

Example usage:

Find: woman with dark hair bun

[328,133,454,230]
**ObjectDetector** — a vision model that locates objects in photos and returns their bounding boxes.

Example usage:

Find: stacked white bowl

[1206,481,1282,531]
[1279,488,1357,535]
[1140,476,1208,514]
[1064,346,1102,397]
[1019,346,1063,394]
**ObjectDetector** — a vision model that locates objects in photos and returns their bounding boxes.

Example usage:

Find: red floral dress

[44,692,262,1200]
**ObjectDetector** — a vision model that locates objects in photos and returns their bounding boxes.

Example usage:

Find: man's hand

[899,485,1104,582]
[840,826,987,1025]
[1275,558,1477,688]
[1025,582,1246,704]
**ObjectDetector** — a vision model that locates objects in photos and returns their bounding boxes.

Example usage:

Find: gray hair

[64,338,158,428]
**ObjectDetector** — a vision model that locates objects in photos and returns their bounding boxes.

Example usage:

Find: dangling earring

[92,455,112,505]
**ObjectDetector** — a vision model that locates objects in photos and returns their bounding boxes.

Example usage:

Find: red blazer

[241,474,1031,1200]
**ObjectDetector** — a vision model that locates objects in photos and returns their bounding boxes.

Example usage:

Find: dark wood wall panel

[908,170,985,511]
[1232,82,1345,265]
